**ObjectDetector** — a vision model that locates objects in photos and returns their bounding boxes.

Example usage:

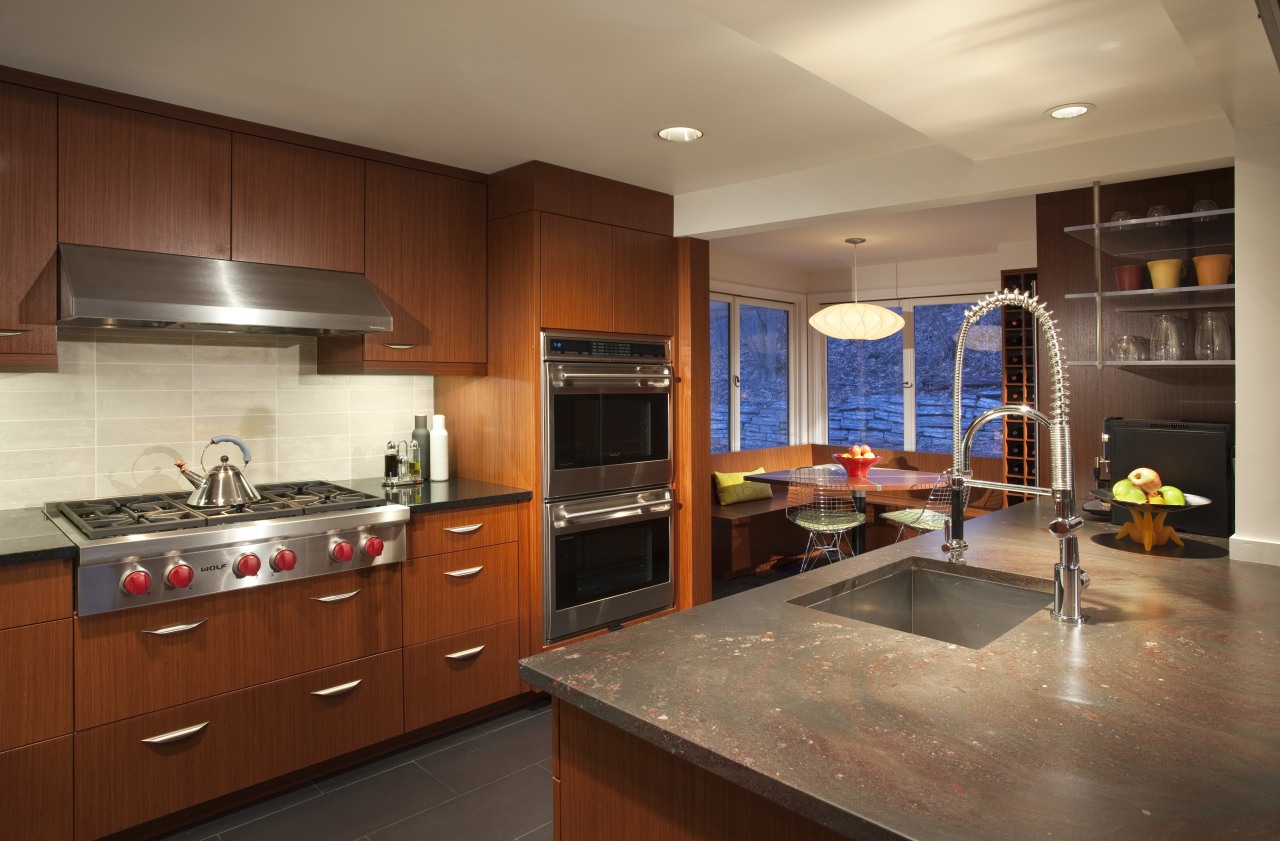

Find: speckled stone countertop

[347,476,531,513]
[0,507,76,567]
[520,499,1280,841]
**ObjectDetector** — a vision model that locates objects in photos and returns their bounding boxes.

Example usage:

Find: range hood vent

[58,244,393,336]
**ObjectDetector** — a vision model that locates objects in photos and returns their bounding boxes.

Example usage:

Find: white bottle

[429,414,449,482]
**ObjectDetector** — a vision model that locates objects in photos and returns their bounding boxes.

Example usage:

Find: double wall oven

[541,331,675,642]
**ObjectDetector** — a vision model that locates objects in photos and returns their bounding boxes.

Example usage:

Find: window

[825,299,1002,458]
[710,294,795,453]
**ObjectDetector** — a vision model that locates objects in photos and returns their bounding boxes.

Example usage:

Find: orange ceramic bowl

[833,453,879,478]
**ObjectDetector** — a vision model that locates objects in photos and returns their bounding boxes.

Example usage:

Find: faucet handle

[1048,516,1083,536]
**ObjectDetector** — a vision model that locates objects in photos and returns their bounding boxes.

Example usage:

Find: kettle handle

[210,435,252,465]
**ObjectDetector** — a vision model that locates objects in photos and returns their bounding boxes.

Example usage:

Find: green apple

[1158,485,1186,506]
[1111,478,1147,504]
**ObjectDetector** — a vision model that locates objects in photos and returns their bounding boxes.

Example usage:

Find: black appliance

[1103,418,1234,537]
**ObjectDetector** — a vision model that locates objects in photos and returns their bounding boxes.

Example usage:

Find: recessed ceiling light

[656,126,704,143]
[1045,103,1094,119]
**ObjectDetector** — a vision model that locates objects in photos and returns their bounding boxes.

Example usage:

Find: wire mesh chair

[785,465,865,571]
[880,469,969,543]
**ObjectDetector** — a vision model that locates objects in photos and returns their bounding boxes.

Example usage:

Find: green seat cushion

[714,468,775,505]
[880,509,948,532]
[792,512,865,532]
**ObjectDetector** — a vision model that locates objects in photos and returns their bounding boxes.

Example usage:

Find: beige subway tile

[275,388,350,415]
[277,413,349,439]
[192,337,278,365]
[351,373,415,391]
[192,389,275,417]
[97,390,194,419]
[347,388,414,411]
[349,410,416,438]
[275,457,351,484]
[277,434,349,462]
[278,368,352,390]
[351,454,386,481]
[0,390,94,421]
[194,363,276,391]
[95,470,189,498]
[96,334,193,365]
[0,447,94,481]
[275,338,317,369]
[96,362,192,391]
[193,437,277,468]
[0,419,95,452]
[193,414,277,442]
[55,334,96,364]
[0,476,96,511]
[0,363,95,393]
[95,441,189,476]
[96,417,192,447]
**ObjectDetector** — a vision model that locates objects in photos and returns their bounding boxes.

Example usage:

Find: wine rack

[1001,268,1038,504]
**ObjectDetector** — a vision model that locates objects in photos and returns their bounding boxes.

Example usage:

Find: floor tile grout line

[411,755,552,799]
[513,820,554,841]
[419,766,462,798]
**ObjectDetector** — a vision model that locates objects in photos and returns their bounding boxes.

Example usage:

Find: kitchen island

[519,499,1280,840]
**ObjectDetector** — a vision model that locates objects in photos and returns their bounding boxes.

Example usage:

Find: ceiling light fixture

[656,126,703,143]
[1045,103,1094,119]
[808,238,905,341]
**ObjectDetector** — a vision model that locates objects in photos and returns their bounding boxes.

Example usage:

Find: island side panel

[554,699,858,841]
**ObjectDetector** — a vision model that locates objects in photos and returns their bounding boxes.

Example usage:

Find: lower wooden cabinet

[0,618,72,752]
[75,650,404,841]
[0,736,73,841]
[403,542,519,645]
[404,620,522,731]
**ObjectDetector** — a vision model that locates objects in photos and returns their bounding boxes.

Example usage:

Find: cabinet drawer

[0,736,72,841]
[404,620,522,731]
[75,565,401,729]
[403,543,519,645]
[0,558,72,629]
[0,619,72,752]
[75,650,403,841]
[407,503,518,557]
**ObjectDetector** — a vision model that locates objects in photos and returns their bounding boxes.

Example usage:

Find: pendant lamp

[808,238,905,341]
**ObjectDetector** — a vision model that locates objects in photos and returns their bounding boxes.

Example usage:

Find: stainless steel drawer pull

[312,589,362,603]
[0,329,30,337]
[141,618,208,636]
[444,565,484,578]
[444,644,486,660]
[311,678,362,697]
[141,721,209,745]
[383,343,417,350]
[444,523,483,534]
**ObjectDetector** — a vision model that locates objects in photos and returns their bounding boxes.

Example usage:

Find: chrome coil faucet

[946,289,1087,624]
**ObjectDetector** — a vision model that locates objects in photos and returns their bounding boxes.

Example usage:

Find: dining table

[744,465,942,554]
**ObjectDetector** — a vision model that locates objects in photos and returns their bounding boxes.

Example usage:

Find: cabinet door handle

[383,343,417,350]
[444,523,483,534]
[0,329,30,337]
[312,589,362,603]
[444,644,486,661]
[141,618,208,636]
[443,565,484,578]
[141,721,209,745]
[310,678,362,697]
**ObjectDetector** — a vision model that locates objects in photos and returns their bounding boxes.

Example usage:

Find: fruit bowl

[1092,489,1211,513]
[833,453,879,478]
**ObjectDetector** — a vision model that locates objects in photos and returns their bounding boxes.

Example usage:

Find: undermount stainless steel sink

[789,557,1053,649]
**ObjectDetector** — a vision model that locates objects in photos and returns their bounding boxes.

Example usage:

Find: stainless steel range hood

[58,244,393,336]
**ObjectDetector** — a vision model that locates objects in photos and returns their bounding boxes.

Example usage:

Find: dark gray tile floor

[155,576,775,841]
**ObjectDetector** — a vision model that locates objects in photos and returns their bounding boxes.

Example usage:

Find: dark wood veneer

[614,227,677,336]
[0,619,72,752]
[406,502,519,557]
[540,213,615,332]
[402,542,519,645]
[402,620,522,731]
[675,237,712,608]
[0,736,73,841]
[489,160,673,235]
[0,556,72,630]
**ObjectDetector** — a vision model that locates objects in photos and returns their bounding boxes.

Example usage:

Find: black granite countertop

[520,499,1280,841]
[347,476,531,514]
[0,506,76,567]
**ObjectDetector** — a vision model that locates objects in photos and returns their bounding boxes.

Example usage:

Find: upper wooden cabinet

[59,97,231,258]
[318,162,486,373]
[540,214,676,336]
[231,134,364,272]
[0,83,58,367]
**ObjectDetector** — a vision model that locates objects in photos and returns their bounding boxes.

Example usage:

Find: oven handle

[552,500,673,529]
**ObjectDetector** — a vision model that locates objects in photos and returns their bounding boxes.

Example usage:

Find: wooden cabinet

[75,650,403,841]
[317,161,487,374]
[74,565,401,729]
[0,619,73,752]
[58,97,231,258]
[0,737,73,841]
[0,556,73,631]
[402,503,522,730]
[231,133,364,271]
[541,214,676,336]
[0,82,57,367]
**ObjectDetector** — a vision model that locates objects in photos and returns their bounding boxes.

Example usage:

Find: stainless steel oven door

[542,361,673,499]
[543,487,674,643]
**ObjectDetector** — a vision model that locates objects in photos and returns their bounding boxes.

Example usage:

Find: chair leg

[800,530,851,572]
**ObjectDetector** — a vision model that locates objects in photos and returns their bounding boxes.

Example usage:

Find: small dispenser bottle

[412,414,431,480]
[407,440,423,484]
[382,441,399,487]
[429,415,449,482]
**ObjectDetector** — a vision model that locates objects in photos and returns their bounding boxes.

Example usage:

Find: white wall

[1230,122,1280,565]
[0,330,434,510]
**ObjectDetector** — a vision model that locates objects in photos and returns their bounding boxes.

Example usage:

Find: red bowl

[833,453,879,478]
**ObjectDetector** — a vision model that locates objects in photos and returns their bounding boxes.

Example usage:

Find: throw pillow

[714,468,775,505]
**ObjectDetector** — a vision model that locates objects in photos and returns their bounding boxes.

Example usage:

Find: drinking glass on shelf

[1192,199,1219,213]
[1110,210,1133,222]
[1149,314,1188,361]
[1194,311,1232,360]
[1107,335,1149,362]
[1146,205,1172,226]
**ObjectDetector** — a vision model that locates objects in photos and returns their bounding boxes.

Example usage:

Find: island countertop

[519,499,1280,841]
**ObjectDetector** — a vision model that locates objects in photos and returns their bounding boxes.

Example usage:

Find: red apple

[1127,467,1162,495]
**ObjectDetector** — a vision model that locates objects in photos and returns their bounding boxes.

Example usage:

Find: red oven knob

[363,536,385,558]
[271,548,298,572]
[235,553,262,578]
[165,563,194,589]
[331,541,355,563]
[122,569,152,596]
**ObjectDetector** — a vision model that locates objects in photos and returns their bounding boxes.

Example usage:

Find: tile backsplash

[0,329,434,510]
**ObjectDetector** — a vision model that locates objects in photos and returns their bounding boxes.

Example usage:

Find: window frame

[709,283,805,452]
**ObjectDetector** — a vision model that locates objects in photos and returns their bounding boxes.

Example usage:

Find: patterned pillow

[713,468,775,505]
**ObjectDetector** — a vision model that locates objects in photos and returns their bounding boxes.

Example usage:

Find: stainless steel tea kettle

[175,435,262,507]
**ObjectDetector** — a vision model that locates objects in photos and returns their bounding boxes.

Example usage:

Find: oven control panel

[543,331,670,363]
[75,522,406,616]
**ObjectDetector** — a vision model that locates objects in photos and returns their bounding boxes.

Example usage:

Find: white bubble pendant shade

[808,302,905,341]
[808,237,905,341]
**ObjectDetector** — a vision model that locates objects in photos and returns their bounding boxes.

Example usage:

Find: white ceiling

[1,0,1276,277]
